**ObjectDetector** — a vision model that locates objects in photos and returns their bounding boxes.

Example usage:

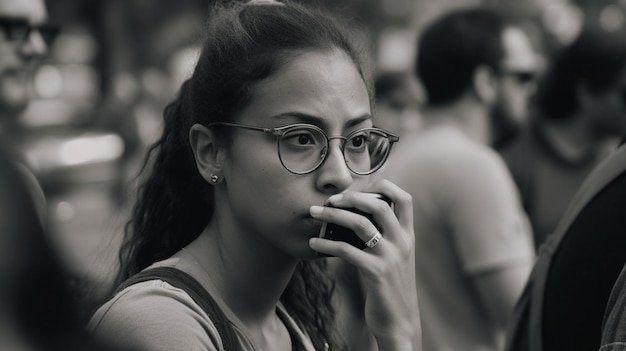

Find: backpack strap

[117,266,242,351]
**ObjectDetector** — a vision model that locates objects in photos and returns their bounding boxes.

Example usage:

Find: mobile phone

[318,193,392,252]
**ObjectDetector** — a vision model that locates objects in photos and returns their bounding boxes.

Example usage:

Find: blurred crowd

[3,0,626,350]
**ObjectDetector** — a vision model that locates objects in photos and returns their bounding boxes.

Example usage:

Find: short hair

[375,71,412,100]
[536,26,626,120]
[416,7,510,106]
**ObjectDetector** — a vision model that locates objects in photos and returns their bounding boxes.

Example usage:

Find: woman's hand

[309,179,422,351]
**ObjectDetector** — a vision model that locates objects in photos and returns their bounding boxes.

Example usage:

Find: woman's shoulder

[89,279,222,351]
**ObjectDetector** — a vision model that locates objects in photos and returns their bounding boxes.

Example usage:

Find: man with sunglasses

[0,0,56,122]
[0,0,58,222]
[379,7,539,351]
[500,25,626,252]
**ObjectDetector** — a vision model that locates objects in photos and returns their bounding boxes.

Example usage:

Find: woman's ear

[189,124,226,184]
[473,65,498,104]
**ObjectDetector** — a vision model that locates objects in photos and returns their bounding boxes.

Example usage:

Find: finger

[363,179,414,233]
[311,204,381,243]
[325,192,399,242]
[309,237,387,271]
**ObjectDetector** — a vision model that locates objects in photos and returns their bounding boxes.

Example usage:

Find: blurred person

[379,7,539,351]
[0,143,133,351]
[0,0,58,223]
[89,1,421,351]
[0,0,55,140]
[331,71,423,351]
[505,137,626,351]
[499,25,626,250]
[0,0,131,343]
[374,71,423,136]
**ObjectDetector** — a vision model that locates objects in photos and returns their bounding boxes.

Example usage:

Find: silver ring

[364,231,382,248]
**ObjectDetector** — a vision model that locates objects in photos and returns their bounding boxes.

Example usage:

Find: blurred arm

[448,148,535,328]
[473,264,533,327]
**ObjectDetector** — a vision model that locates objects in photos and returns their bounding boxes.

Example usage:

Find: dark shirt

[500,122,609,249]
[601,262,626,351]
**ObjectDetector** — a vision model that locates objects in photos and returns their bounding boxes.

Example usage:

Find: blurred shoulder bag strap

[505,142,626,351]
[117,266,243,351]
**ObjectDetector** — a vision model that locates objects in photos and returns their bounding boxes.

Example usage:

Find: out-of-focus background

[12,0,625,311]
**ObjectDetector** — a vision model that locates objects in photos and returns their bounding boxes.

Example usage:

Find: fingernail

[327,194,343,204]
[309,237,320,249]
[310,205,323,216]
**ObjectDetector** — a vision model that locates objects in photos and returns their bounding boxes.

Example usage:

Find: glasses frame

[0,16,60,47]
[496,66,538,86]
[207,122,399,175]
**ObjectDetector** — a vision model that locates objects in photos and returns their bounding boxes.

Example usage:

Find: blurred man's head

[490,25,540,148]
[416,7,540,147]
[0,0,54,117]
[374,71,423,136]
[536,25,626,138]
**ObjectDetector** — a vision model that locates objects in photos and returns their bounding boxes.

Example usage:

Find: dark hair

[416,7,510,106]
[536,25,626,120]
[375,71,412,100]
[117,1,372,349]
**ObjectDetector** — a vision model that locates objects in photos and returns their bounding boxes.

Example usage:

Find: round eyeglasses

[208,122,399,175]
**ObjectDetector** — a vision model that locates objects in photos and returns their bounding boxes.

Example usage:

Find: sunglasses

[500,70,537,85]
[0,16,60,47]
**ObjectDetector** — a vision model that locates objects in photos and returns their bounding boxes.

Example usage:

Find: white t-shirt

[379,125,535,351]
[89,258,316,351]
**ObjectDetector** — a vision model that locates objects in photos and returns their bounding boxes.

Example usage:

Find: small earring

[210,174,219,183]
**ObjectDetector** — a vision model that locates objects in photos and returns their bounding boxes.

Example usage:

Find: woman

[89,1,420,350]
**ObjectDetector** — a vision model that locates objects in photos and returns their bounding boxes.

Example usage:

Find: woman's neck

[186,219,298,325]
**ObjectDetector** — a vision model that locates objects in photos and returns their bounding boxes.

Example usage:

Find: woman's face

[221,49,372,259]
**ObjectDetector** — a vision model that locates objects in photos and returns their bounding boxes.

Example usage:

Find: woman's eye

[284,131,318,146]
[350,135,365,147]
[297,133,314,145]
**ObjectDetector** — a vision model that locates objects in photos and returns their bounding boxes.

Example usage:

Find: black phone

[318,193,392,254]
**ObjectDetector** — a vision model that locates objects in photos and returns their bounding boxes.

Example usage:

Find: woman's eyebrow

[272,112,372,128]
[345,114,372,128]
[272,112,325,125]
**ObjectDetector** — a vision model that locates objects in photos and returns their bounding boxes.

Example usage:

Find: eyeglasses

[208,122,399,175]
[500,70,537,85]
[0,16,60,47]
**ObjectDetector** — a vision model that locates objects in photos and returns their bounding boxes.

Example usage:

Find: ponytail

[116,80,214,285]
[282,260,347,350]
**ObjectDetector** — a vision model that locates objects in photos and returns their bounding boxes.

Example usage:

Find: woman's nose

[315,141,352,193]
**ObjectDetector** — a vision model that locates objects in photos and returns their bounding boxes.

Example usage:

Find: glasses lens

[513,72,536,84]
[0,18,29,41]
[501,69,536,85]
[37,24,60,47]
[0,18,59,47]
[345,129,392,175]
[278,126,327,173]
